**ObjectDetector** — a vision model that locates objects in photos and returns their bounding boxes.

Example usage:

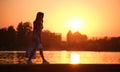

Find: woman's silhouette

[27,12,49,64]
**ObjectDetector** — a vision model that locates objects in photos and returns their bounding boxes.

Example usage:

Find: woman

[27,12,49,64]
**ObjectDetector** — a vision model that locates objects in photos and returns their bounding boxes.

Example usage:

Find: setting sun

[0,0,120,39]
[70,19,80,32]
[68,18,84,33]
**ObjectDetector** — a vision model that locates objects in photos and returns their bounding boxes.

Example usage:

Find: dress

[32,20,43,49]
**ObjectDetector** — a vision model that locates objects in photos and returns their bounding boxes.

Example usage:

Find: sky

[0,0,120,40]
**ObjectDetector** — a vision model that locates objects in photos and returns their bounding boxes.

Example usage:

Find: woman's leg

[39,44,49,64]
[38,31,49,64]
[38,32,46,61]
[39,47,46,61]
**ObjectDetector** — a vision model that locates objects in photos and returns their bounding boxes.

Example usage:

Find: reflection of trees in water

[0,51,120,64]
[0,51,26,64]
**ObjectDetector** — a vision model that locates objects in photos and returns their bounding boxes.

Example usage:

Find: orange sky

[0,0,120,40]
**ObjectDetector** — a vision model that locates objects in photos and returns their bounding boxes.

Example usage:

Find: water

[0,51,120,64]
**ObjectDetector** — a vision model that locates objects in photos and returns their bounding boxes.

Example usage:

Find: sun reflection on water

[70,52,80,64]
[0,51,120,64]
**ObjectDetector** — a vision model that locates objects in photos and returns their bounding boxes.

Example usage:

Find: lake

[0,51,120,64]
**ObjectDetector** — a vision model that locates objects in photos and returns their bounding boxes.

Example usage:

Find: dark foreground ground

[0,64,120,72]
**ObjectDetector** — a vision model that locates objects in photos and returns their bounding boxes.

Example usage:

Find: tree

[7,26,16,50]
[41,30,62,50]
[16,22,32,50]
[0,28,7,50]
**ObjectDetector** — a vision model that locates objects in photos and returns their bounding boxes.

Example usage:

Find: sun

[70,19,80,31]
[68,18,84,33]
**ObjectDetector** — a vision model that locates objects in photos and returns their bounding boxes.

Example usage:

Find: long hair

[35,12,44,22]
[33,12,44,31]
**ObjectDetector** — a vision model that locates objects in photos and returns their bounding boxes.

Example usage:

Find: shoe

[42,60,49,64]
[27,60,33,64]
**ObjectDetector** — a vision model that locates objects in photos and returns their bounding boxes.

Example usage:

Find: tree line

[0,22,62,51]
[0,22,120,51]
[66,37,120,51]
